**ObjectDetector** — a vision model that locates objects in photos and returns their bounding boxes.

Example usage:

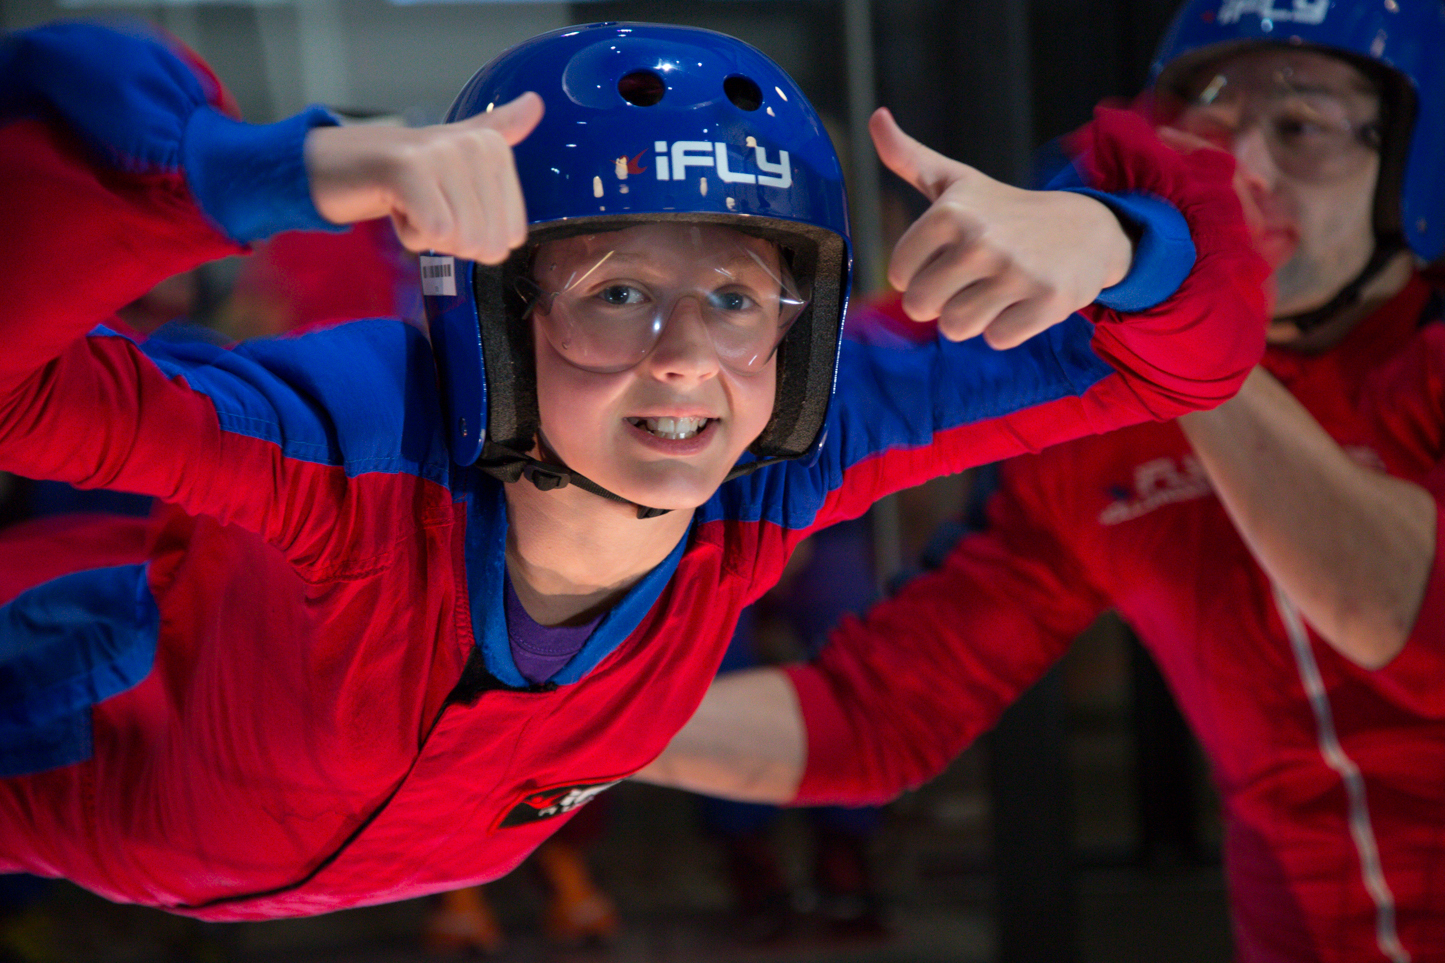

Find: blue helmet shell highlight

[452,24,848,232]
[1150,0,1445,261]
[425,22,852,468]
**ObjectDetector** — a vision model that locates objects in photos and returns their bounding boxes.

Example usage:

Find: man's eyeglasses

[1176,66,1381,183]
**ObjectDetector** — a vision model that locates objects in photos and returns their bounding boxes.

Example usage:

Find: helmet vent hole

[618,70,666,106]
[724,75,763,111]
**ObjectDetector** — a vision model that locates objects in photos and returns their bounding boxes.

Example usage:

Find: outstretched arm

[1179,367,1436,668]
[0,23,539,565]
[304,95,540,266]
[757,106,1268,548]
[647,462,1103,804]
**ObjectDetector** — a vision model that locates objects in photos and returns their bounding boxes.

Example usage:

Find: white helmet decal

[653,139,793,188]
[1218,0,1330,26]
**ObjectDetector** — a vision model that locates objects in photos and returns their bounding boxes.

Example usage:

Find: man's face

[530,223,785,511]
[1174,48,1383,337]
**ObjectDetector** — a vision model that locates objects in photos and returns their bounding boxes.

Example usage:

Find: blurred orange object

[535,837,620,947]
[421,885,504,957]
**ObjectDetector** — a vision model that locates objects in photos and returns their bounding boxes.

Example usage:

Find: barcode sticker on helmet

[420,256,456,297]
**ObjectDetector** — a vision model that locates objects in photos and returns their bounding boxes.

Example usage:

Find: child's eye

[709,290,758,313]
[597,284,646,307]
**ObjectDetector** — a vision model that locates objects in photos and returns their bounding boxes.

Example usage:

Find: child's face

[530,223,787,511]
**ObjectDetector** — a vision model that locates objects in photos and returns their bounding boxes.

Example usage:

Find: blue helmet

[423,22,851,481]
[1150,0,1445,262]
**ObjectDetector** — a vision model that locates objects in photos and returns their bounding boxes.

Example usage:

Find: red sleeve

[0,117,241,392]
[1072,108,1269,421]
[0,24,246,477]
[1359,322,1445,713]
[1376,494,1445,717]
[770,111,1269,574]
[0,34,387,571]
[0,513,153,604]
[0,118,263,535]
[856,107,1270,427]
[783,458,1110,805]
[0,116,256,521]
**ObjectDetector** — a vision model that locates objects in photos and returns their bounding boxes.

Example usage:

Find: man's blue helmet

[1149,0,1445,263]
[424,22,851,477]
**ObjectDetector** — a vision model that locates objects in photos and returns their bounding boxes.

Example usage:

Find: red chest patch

[496,781,619,828]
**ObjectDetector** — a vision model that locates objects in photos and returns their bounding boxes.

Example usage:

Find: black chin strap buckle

[522,464,570,492]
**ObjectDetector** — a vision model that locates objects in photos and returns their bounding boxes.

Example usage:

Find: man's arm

[633,667,804,802]
[1179,366,1436,669]
[644,459,1105,804]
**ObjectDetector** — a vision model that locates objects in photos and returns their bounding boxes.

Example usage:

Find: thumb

[467,91,545,147]
[869,106,961,203]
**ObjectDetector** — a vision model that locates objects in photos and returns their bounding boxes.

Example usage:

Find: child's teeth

[638,416,707,440]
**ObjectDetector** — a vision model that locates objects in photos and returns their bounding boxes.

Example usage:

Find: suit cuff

[183,104,343,243]
[1060,187,1196,313]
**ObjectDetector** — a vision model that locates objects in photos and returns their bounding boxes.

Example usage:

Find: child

[0,20,1265,920]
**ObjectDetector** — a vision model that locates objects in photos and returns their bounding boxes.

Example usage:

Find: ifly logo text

[653,140,792,189]
[1218,0,1328,25]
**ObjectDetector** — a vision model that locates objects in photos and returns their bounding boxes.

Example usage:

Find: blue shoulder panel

[0,564,157,777]
[703,314,1115,531]
[124,319,452,486]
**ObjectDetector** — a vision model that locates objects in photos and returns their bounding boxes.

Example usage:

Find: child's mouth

[626,416,711,440]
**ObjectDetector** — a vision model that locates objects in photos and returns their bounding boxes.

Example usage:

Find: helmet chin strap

[1273,235,1406,336]
[474,433,798,521]
[475,436,672,520]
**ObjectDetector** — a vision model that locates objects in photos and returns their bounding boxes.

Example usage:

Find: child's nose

[643,296,722,382]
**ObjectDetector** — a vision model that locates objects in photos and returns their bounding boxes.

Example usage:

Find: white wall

[0,0,572,122]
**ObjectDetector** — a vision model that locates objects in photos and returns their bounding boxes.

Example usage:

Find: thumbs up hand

[871,107,1134,349]
[304,92,545,265]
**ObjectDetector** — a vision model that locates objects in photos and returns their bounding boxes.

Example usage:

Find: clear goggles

[519,225,810,375]
[1174,63,1382,183]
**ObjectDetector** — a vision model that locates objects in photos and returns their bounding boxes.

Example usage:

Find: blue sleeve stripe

[96,320,452,487]
[1043,156,1088,191]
